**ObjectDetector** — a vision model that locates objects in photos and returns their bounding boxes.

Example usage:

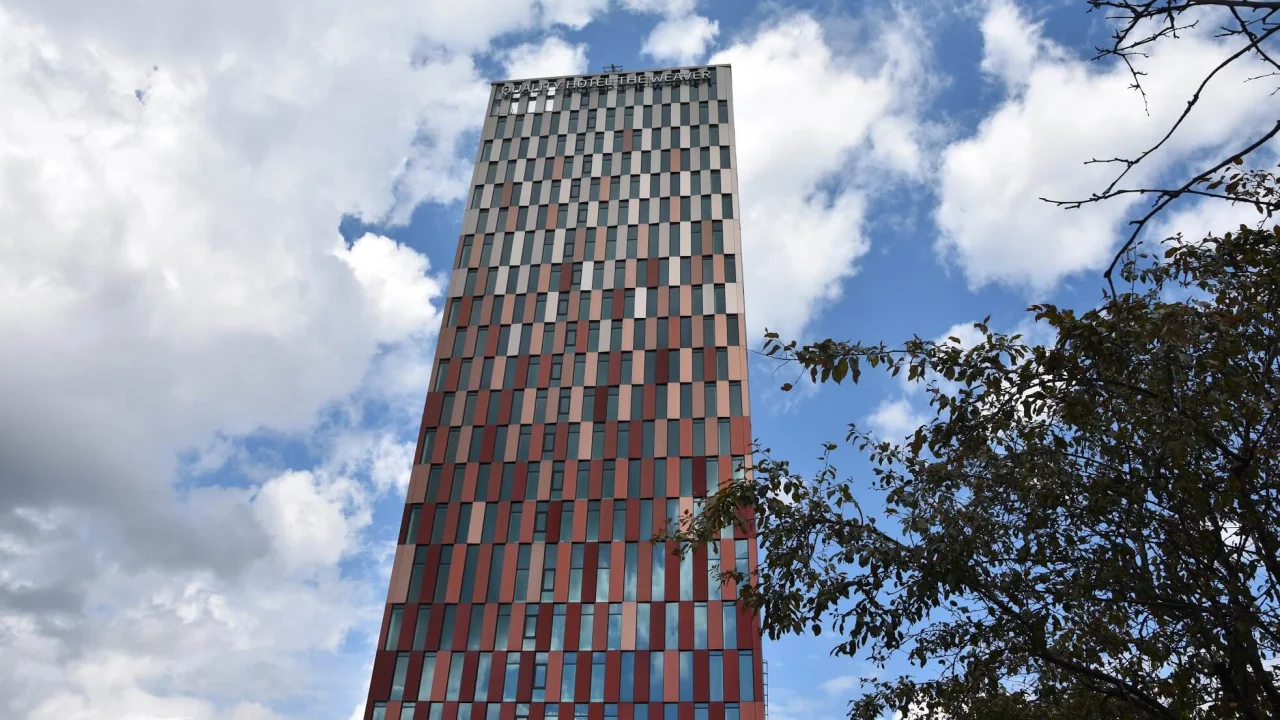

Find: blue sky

[1,1,1276,719]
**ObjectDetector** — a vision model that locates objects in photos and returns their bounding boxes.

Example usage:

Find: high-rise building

[364,64,763,720]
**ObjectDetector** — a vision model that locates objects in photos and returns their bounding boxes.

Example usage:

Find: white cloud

[501,36,590,80]
[711,11,931,338]
[328,433,418,494]
[868,397,929,440]
[641,15,720,64]
[539,0,611,30]
[935,0,1280,293]
[0,0,611,717]
[335,233,446,342]
[621,0,697,16]
[935,321,986,350]
[253,470,361,570]
[978,0,1058,87]
[819,673,861,696]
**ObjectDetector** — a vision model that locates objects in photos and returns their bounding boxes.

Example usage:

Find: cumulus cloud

[621,0,697,15]
[935,0,1280,293]
[867,397,929,440]
[501,36,591,80]
[0,0,607,716]
[641,15,720,64]
[711,10,931,338]
[819,673,862,696]
[253,470,363,570]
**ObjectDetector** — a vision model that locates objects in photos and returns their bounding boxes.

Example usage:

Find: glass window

[390,653,410,700]
[468,605,485,649]
[414,606,431,650]
[587,501,600,541]
[439,605,457,650]
[651,541,665,602]
[552,604,567,650]
[446,653,466,700]
[620,652,635,702]
[739,650,755,700]
[590,653,606,701]
[475,652,492,698]
[419,652,438,698]
[580,604,595,649]
[433,552,452,603]
[694,602,708,649]
[596,550,611,602]
[562,653,577,700]
[503,655,520,701]
[665,602,679,648]
[570,544,585,601]
[385,606,404,651]
[679,651,694,700]
[624,543,638,601]
[608,603,623,649]
[542,544,558,602]
[709,651,724,701]
[496,605,511,650]
[533,653,549,701]
[650,651,664,700]
[636,602,650,650]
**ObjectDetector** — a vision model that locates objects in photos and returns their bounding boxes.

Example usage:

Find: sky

[0,0,1276,719]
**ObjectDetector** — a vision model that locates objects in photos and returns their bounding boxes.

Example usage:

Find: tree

[1049,1,1280,294]
[663,220,1280,719]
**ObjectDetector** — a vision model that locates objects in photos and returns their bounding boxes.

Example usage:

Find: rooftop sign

[499,68,713,97]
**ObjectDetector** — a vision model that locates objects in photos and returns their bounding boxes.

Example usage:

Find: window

[562,654,577,700]
[570,544,585,601]
[418,651,438,697]
[404,506,421,545]
[523,606,538,649]
[542,544,558,602]
[679,651,694,700]
[709,651,724,701]
[475,652,493,698]
[651,548,669,607]
[447,653,465,700]
[590,653,606,701]
[439,605,457,650]
[596,549,611,601]
[503,655,520,701]
[650,651,664,700]
[580,604,595,649]
[586,501,600,541]
[608,603,623,649]
[494,605,511,651]
[413,606,432,650]
[613,504,626,541]
[516,545,532,598]
[739,650,756,700]
[551,605,567,650]
[390,653,410,700]
[620,652,635,702]
[533,653,549,701]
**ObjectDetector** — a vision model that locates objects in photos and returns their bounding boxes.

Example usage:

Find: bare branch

[1101,119,1280,296]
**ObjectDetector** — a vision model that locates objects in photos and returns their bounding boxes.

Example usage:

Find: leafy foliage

[663,224,1280,719]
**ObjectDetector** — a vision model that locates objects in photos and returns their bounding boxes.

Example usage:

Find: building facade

[364,64,763,720]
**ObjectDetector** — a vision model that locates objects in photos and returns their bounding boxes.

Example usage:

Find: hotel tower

[364,64,764,720]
